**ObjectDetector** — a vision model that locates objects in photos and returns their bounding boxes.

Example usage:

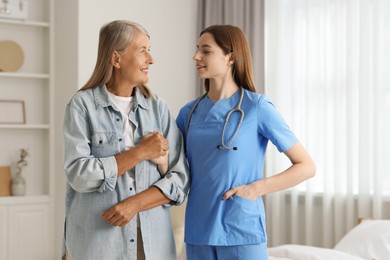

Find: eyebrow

[138,45,151,50]
[197,44,212,49]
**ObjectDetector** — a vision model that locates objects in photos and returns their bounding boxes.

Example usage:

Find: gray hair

[80,20,150,91]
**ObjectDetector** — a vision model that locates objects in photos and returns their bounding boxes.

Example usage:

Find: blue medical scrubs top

[176,89,298,246]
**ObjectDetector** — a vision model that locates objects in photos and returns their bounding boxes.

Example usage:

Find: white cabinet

[9,202,50,260]
[0,199,51,260]
[0,0,54,259]
[0,206,7,260]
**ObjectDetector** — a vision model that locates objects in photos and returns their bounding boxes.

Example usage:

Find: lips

[141,68,149,74]
[196,65,206,70]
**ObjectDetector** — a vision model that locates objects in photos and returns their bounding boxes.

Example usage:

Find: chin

[196,72,207,79]
[139,78,149,85]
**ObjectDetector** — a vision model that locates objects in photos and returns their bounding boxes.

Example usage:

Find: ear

[228,53,235,65]
[111,51,121,69]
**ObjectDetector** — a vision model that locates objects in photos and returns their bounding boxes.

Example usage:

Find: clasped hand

[139,131,169,164]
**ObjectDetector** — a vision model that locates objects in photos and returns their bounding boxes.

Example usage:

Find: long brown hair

[79,20,151,98]
[200,25,256,93]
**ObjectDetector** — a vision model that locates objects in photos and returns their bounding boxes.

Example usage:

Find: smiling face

[193,32,233,81]
[114,31,154,87]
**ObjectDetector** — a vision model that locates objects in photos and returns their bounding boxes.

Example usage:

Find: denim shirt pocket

[142,128,162,135]
[91,132,119,157]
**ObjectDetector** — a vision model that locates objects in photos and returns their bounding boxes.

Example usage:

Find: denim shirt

[62,85,190,260]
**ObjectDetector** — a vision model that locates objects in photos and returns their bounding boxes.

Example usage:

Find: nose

[147,51,154,64]
[193,52,200,61]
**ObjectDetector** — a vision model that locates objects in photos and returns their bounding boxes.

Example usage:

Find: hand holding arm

[100,186,171,227]
[115,132,169,176]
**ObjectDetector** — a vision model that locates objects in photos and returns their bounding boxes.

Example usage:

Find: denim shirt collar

[92,85,150,110]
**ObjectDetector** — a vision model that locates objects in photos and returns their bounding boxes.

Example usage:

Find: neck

[106,77,136,97]
[207,78,239,102]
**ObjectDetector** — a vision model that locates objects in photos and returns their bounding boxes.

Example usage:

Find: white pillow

[334,220,390,260]
[268,244,366,260]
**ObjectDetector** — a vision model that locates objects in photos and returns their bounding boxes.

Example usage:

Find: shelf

[0,18,49,28]
[0,72,50,79]
[0,124,50,130]
[0,194,51,205]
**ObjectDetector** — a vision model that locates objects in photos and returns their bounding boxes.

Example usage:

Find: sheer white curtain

[264,0,390,248]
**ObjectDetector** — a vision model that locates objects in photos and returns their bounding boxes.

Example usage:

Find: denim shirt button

[116,118,120,121]
[119,138,122,142]
[130,239,134,242]
[129,187,133,191]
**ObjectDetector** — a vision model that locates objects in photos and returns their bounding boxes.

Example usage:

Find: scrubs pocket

[224,195,262,240]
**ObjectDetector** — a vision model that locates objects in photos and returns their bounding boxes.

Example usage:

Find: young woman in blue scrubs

[176,25,316,260]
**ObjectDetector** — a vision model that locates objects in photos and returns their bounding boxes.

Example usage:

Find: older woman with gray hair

[62,20,189,260]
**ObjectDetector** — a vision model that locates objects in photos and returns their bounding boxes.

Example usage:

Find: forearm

[157,163,168,177]
[255,142,316,196]
[100,186,172,226]
[255,161,315,196]
[114,146,144,176]
[124,186,171,212]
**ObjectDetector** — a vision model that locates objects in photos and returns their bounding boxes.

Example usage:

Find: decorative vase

[11,172,26,196]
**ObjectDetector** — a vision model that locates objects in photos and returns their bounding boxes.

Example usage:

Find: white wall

[55,0,198,258]
[78,0,198,116]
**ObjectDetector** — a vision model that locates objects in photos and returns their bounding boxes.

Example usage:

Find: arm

[101,186,170,227]
[64,100,168,192]
[101,98,190,226]
[114,132,168,176]
[223,142,316,200]
[150,152,169,176]
[63,101,118,193]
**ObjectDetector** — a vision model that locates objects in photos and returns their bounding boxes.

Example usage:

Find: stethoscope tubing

[185,87,245,150]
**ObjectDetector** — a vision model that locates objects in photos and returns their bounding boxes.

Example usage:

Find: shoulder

[66,88,94,110]
[243,89,270,106]
[148,93,170,111]
[178,97,201,117]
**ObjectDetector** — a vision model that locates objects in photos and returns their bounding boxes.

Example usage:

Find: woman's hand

[141,132,169,175]
[138,132,169,160]
[100,199,139,227]
[223,182,260,201]
[151,152,169,176]
[100,187,171,227]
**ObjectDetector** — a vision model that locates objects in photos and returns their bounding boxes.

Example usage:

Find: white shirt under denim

[62,85,190,260]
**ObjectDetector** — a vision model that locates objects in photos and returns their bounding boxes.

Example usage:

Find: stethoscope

[185,87,245,150]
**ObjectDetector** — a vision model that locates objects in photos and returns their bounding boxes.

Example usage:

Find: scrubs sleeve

[153,98,190,206]
[176,108,187,139]
[176,99,197,140]
[63,98,118,193]
[257,95,298,152]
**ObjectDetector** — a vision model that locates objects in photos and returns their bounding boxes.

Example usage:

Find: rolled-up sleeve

[153,99,190,205]
[63,100,118,193]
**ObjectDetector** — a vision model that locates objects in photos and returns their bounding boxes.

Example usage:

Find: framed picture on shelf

[0,100,25,124]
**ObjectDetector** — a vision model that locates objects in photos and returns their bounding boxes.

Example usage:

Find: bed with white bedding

[268,220,390,260]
